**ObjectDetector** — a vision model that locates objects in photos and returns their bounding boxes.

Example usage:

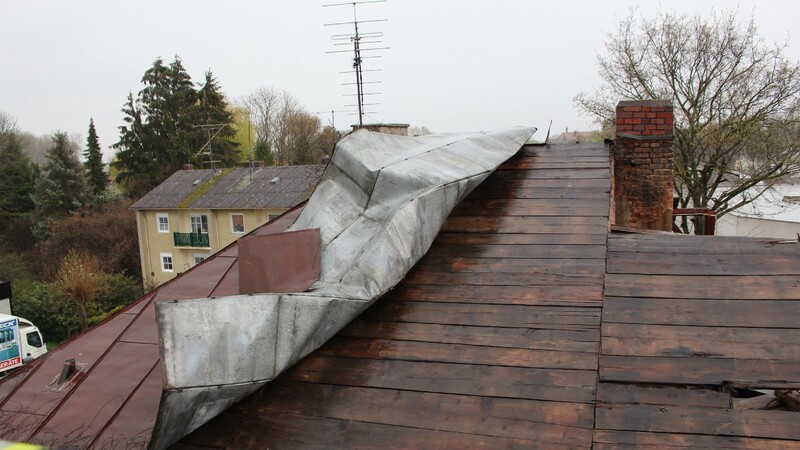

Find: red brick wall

[612,100,674,231]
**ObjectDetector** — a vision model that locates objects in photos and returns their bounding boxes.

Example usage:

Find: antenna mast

[324,1,388,128]
[193,124,227,173]
[313,109,347,130]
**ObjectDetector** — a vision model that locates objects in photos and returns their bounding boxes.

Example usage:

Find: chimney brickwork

[612,100,674,231]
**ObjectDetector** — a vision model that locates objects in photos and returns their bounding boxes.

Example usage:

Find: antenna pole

[352,3,365,127]
[324,0,387,128]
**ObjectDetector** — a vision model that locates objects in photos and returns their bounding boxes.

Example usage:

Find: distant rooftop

[131,164,325,210]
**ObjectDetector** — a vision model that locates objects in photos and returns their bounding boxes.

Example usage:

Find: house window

[231,213,245,234]
[193,254,208,266]
[190,214,209,234]
[156,213,169,233]
[268,214,281,222]
[160,253,174,272]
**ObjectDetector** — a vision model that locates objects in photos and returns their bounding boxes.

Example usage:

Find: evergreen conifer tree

[0,129,36,224]
[254,139,276,166]
[83,118,106,196]
[32,132,87,226]
[113,57,238,197]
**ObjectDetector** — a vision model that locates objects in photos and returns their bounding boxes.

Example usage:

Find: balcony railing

[173,232,210,248]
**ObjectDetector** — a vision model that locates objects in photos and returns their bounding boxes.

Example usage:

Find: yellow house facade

[132,164,324,287]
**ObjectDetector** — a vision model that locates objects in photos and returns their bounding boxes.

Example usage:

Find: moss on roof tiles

[177,168,233,209]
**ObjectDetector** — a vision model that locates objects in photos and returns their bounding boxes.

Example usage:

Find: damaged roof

[179,143,800,448]
[1,137,799,449]
[130,164,324,210]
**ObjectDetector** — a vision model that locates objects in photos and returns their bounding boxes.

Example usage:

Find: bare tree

[0,111,17,136]
[409,126,432,137]
[239,87,331,165]
[284,111,324,165]
[575,9,800,231]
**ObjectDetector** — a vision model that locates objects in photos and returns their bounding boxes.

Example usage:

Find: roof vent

[270,177,280,185]
[193,179,202,186]
[57,359,77,384]
[47,358,86,391]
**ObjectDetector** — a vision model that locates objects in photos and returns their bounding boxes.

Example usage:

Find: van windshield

[26,332,43,348]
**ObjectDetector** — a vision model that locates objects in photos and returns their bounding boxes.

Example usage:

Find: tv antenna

[324,0,389,128]
[193,123,227,173]
[313,109,348,130]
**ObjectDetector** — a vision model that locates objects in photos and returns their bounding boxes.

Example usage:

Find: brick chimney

[183,163,193,171]
[611,100,674,231]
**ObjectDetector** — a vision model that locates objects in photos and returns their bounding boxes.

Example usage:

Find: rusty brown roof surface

[177,144,800,449]
[0,205,305,449]
[130,165,324,210]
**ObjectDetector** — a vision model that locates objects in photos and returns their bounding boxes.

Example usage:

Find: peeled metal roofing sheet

[151,127,535,448]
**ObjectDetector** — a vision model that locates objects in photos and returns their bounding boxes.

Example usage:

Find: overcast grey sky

[2,1,798,161]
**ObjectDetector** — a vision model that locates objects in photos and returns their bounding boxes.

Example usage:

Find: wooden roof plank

[390,284,604,306]
[315,336,599,371]
[599,355,800,388]
[284,356,598,403]
[596,383,731,409]
[596,404,800,441]
[252,382,594,446]
[340,321,599,352]
[605,273,800,300]
[603,297,800,328]
[593,429,800,449]
[602,323,800,360]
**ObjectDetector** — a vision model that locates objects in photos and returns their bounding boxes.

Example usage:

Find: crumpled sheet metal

[151,127,535,449]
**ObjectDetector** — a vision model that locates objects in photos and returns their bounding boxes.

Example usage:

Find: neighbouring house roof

[130,165,325,210]
[0,135,799,449]
[723,182,800,224]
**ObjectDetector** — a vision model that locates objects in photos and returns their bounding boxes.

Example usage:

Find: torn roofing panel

[151,127,535,448]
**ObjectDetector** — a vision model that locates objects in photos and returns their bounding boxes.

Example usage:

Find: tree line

[112,56,337,198]
[0,111,141,343]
